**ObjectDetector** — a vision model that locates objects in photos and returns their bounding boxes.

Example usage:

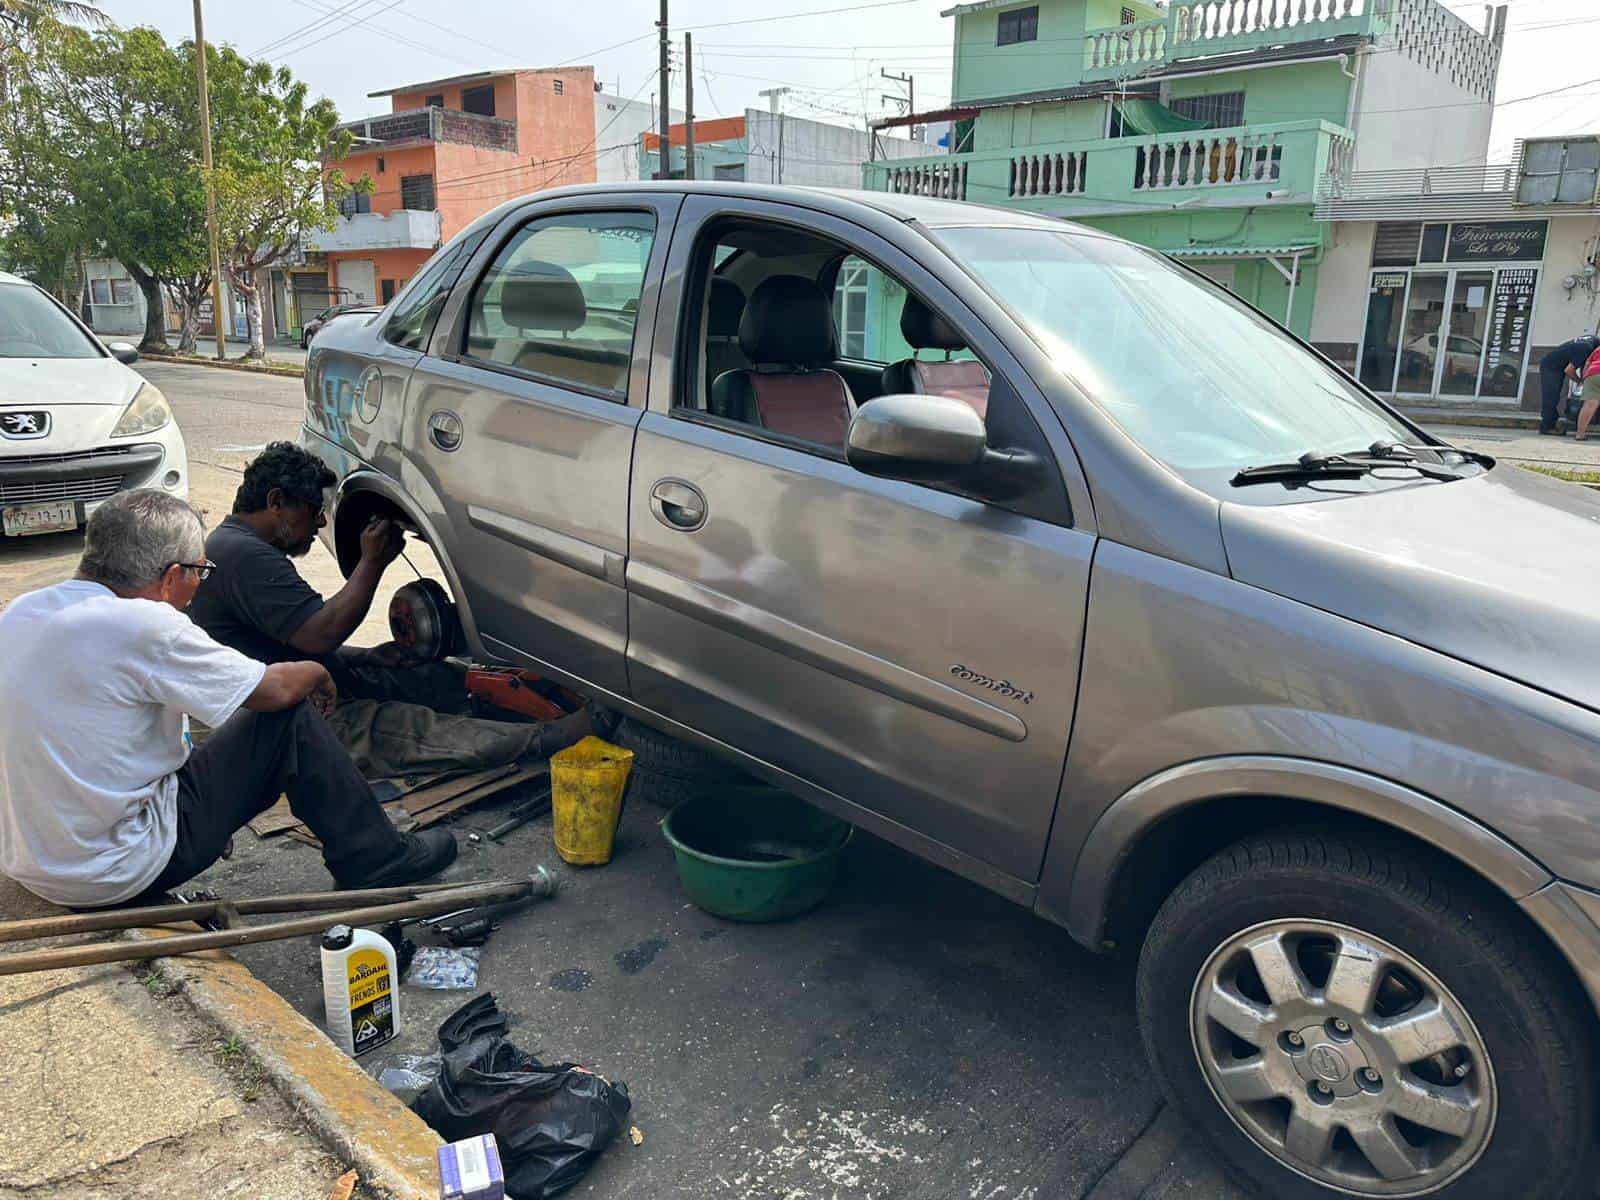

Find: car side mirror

[846,393,988,483]
[106,342,139,365]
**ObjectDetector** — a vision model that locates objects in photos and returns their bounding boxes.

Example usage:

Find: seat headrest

[499,261,585,333]
[740,275,838,365]
[708,276,746,339]
[900,293,967,352]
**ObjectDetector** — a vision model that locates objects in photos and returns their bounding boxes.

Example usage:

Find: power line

[253,0,380,57]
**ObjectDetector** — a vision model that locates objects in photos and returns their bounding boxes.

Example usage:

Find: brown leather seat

[711,275,855,449]
[499,260,628,394]
[881,294,991,418]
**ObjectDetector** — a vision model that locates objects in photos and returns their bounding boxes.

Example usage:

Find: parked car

[301,302,382,348]
[303,183,1600,1199]
[0,270,187,538]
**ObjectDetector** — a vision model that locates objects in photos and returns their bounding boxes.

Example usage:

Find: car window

[463,211,656,399]
[384,227,490,352]
[0,284,99,359]
[680,224,996,459]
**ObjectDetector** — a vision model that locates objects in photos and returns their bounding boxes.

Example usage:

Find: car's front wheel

[1138,831,1595,1199]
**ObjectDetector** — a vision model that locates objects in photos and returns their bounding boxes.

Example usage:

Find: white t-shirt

[0,580,265,907]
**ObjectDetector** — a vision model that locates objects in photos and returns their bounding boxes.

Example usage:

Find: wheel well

[332,488,409,578]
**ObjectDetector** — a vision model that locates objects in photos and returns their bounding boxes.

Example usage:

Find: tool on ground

[0,872,556,978]
[321,923,401,1056]
[410,881,550,947]
[465,668,571,723]
[484,784,554,843]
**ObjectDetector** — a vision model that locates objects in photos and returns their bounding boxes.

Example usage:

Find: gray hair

[78,490,206,591]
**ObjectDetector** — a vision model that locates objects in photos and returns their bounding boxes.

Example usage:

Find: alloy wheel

[1190,919,1496,1196]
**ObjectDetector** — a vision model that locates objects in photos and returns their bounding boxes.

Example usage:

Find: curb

[141,354,305,379]
[132,929,440,1200]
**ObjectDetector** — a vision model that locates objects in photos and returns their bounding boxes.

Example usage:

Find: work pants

[1540,359,1569,431]
[133,701,405,901]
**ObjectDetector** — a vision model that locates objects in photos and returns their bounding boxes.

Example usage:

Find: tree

[207,48,360,359]
[0,1,107,34]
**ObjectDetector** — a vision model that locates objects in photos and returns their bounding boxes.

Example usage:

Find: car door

[625,196,1093,885]
[404,193,680,695]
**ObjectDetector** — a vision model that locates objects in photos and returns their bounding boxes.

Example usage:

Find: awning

[1170,245,1317,327]
[1170,244,1317,259]
[1115,98,1209,136]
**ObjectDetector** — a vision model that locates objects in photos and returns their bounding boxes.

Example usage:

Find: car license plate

[2,501,79,537]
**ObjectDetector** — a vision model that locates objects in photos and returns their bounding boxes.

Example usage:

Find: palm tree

[0,1,110,33]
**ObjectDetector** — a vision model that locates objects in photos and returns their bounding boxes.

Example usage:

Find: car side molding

[1059,755,1554,947]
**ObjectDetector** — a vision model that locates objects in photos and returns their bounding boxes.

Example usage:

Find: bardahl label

[346,949,394,1054]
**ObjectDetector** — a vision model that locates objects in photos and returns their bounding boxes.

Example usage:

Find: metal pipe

[0,875,555,978]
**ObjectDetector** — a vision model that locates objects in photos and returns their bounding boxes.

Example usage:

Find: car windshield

[0,283,100,359]
[935,226,1418,496]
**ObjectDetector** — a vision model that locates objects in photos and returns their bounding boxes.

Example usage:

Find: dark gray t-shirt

[187,516,325,664]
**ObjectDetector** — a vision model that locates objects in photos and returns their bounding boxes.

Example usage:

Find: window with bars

[1372,222,1422,267]
[1518,138,1600,206]
[996,5,1039,45]
[553,78,564,95]
[1121,6,1138,22]
[338,192,372,218]
[1167,91,1246,130]
[400,174,437,211]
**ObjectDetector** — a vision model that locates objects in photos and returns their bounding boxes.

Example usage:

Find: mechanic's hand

[310,668,338,718]
[359,517,405,568]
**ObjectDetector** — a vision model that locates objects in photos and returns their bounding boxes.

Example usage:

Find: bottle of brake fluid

[320,925,400,1056]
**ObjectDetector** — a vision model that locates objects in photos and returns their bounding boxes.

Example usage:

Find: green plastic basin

[661,786,852,922]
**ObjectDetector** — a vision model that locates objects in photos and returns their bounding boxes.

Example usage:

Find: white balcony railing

[305,209,442,253]
[1009,150,1089,198]
[880,161,969,200]
[1134,129,1290,191]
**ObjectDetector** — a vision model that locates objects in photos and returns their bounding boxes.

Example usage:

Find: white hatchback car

[0,270,188,538]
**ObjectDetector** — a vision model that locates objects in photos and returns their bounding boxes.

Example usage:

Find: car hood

[1220,465,1600,714]
[0,357,141,407]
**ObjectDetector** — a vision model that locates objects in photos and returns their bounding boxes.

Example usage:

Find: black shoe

[339,829,458,889]
[1540,425,1564,435]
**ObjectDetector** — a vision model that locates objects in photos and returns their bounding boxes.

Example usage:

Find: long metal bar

[0,879,522,945]
[0,876,555,978]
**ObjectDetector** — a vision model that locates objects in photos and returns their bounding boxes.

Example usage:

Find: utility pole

[192,0,228,359]
[758,87,790,183]
[882,68,916,141]
[656,0,671,180]
[683,33,694,181]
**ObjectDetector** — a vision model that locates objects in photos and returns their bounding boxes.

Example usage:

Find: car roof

[0,270,30,287]
[463,180,1087,237]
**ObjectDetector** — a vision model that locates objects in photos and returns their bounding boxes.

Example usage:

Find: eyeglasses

[168,559,216,581]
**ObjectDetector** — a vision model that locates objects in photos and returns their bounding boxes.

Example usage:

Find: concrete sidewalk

[0,882,363,1199]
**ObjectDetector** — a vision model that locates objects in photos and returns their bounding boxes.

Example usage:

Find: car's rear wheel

[1137,831,1595,1199]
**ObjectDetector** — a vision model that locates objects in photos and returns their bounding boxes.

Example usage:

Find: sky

[102,0,1598,163]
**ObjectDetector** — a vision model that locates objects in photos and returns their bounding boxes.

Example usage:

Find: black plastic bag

[413,994,632,1200]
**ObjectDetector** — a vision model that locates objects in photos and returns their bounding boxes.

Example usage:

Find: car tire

[1137,830,1595,1200]
[613,718,749,809]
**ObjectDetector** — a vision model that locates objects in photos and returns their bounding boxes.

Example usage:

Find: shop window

[1371,221,1421,267]
[1168,91,1245,130]
[461,84,496,117]
[997,5,1038,45]
[401,174,437,211]
[1419,223,1448,263]
[1518,137,1600,206]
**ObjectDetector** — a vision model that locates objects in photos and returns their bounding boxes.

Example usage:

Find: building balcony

[865,120,1354,216]
[304,209,443,253]
[1316,161,1600,222]
[339,106,517,152]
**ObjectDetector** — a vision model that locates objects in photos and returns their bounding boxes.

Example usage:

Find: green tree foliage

[207,51,360,359]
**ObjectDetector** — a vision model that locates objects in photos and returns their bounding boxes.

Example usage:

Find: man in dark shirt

[188,442,457,708]
[1538,333,1600,435]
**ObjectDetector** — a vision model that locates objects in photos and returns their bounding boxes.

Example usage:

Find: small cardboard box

[438,1133,504,1200]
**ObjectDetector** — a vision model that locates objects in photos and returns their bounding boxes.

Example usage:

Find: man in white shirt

[0,489,456,909]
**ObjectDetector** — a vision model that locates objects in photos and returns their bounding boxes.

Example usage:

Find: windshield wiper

[1367,439,1494,469]
[1231,450,1464,487]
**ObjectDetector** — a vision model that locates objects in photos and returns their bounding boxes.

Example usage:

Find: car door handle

[428,410,463,452]
[650,479,707,531]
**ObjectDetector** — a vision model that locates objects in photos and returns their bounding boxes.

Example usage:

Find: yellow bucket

[550,736,635,866]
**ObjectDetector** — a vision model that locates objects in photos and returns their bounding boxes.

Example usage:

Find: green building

[861,0,1508,357]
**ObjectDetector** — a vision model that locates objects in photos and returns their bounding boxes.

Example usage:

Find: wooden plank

[402,763,520,816]
[410,763,548,829]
